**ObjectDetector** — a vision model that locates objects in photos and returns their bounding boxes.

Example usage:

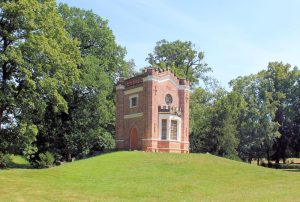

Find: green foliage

[230,74,280,162]
[263,62,300,162]
[0,152,11,168]
[92,131,116,151]
[189,88,214,153]
[0,0,298,170]
[36,151,55,168]
[0,0,80,154]
[32,4,126,161]
[191,61,299,162]
[190,87,244,159]
[229,62,299,162]
[23,145,38,161]
[147,39,211,86]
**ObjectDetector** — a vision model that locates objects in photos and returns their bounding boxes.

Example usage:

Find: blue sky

[56,0,300,88]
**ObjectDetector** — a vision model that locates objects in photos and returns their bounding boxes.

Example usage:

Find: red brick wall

[116,68,190,153]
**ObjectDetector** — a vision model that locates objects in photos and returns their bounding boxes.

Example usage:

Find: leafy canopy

[147,39,211,86]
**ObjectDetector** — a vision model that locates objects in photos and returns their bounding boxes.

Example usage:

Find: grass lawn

[0,151,300,201]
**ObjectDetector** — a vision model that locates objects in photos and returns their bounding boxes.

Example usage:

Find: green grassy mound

[0,152,299,201]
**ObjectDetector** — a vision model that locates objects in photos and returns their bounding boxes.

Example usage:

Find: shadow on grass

[6,161,31,169]
[0,150,120,170]
[283,169,300,172]
[0,155,32,170]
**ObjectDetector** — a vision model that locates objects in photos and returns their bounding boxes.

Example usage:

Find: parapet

[117,67,189,89]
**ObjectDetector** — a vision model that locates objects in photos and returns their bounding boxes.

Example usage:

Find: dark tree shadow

[6,161,31,169]
[283,169,300,172]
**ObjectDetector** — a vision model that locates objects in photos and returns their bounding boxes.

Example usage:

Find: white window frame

[161,119,168,140]
[170,120,178,140]
[129,94,138,108]
[158,114,181,141]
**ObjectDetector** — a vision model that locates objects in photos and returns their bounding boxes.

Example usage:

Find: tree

[146,39,211,86]
[190,88,215,153]
[230,74,280,163]
[211,91,244,159]
[190,87,243,159]
[126,59,139,78]
[0,0,80,154]
[290,71,300,157]
[262,62,300,163]
[33,4,128,161]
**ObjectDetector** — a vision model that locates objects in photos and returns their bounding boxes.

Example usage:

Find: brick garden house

[115,67,190,153]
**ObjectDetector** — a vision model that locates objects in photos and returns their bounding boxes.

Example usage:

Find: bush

[36,152,55,168]
[0,152,11,168]
[92,132,115,151]
[225,153,242,162]
[23,145,38,161]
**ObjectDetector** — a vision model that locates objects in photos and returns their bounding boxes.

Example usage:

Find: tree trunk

[257,158,260,165]
[185,66,190,80]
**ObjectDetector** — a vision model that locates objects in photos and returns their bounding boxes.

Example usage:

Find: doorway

[130,128,138,150]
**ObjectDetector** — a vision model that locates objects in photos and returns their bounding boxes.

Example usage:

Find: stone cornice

[124,112,143,119]
[116,84,125,90]
[143,75,189,91]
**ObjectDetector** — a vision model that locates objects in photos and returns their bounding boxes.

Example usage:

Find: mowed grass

[0,152,300,202]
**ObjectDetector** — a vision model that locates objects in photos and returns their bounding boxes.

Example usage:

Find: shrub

[0,152,11,168]
[36,152,55,168]
[225,153,242,162]
[92,132,115,151]
[23,145,38,161]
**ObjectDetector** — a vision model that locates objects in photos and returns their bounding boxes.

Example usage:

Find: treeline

[0,0,130,164]
[190,62,300,163]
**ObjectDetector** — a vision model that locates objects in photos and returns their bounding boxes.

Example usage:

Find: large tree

[263,62,300,163]
[230,74,280,163]
[0,0,80,154]
[33,4,128,161]
[146,39,211,86]
[190,87,244,159]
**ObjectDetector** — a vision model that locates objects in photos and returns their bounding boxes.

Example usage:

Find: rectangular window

[131,97,137,107]
[171,120,177,140]
[161,119,167,140]
[129,95,138,108]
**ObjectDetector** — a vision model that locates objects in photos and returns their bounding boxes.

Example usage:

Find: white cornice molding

[116,84,125,90]
[178,85,189,91]
[124,112,143,119]
[143,75,189,91]
[142,139,189,144]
